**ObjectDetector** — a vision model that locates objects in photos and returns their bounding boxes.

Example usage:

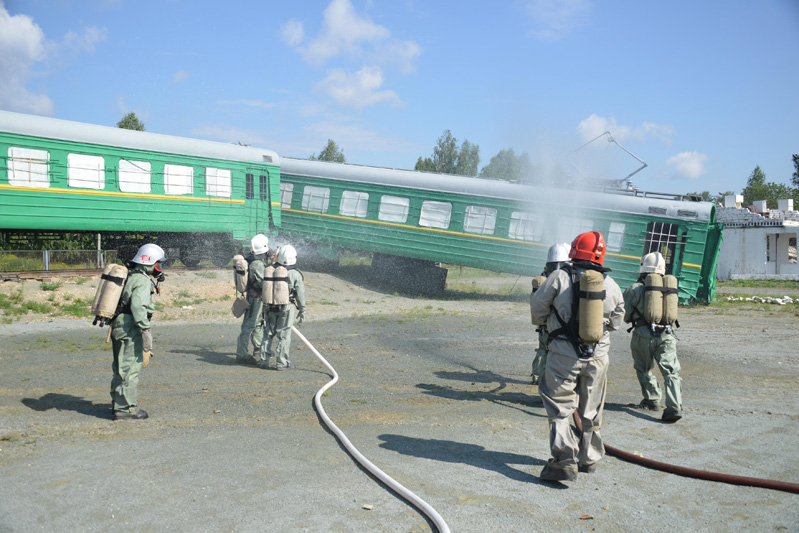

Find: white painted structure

[717,197,799,280]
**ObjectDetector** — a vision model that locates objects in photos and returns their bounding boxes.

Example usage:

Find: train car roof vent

[678,209,698,218]
[262,155,273,163]
[648,206,668,215]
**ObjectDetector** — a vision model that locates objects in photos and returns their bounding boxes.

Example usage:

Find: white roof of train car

[0,110,279,166]
[282,158,715,223]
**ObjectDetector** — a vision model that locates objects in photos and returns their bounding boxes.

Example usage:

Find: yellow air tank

[530,275,547,324]
[272,265,291,305]
[91,263,128,325]
[644,274,664,324]
[578,270,605,343]
[662,274,679,324]
[262,265,275,305]
[232,254,248,294]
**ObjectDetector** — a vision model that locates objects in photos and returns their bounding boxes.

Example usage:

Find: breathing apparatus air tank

[91,263,128,326]
[262,264,275,304]
[232,254,248,294]
[578,270,605,343]
[662,274,679,324]
[644,274,664,324]
[272,265,291,305]
[530,275,547,324]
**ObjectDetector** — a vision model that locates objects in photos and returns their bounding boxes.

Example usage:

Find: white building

[716,195,799,279]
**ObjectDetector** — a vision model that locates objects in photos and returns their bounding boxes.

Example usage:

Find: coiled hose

[572,413,799,494]
[292,326,451,533]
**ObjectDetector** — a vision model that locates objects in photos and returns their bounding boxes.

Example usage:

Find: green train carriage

[278,158,722,303]
[0,110,281,266]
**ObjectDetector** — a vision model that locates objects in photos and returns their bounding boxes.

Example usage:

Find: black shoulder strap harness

[115,270,155,316]
[548,264,606,358]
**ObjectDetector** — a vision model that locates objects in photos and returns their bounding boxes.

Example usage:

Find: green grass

[40,280,63,291]
[718,279,799,289]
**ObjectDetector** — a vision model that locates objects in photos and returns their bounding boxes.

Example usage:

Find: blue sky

[2,0,798,197]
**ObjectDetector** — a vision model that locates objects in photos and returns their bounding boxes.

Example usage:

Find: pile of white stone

[726,295,797,305]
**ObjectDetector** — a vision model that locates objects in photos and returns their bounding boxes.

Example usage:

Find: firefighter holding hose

[110,243,166,421]
[530,243,571,385]
[261,244,306,371]
[236,234,269,365]
[623,252,683,423]
[529,231,625,482]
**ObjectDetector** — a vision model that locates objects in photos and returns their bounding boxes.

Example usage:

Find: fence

[0,250,120,271]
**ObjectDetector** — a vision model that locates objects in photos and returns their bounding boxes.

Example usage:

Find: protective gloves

[142,329,153,352]
[296,309,306,325]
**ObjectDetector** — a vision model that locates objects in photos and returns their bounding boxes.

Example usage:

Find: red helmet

[569,231,606,265]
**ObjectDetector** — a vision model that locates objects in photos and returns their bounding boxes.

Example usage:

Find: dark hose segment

[572,413,799,494]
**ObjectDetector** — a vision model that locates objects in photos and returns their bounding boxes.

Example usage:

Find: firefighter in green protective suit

[110,243,165,421]
[236,234,269,364]
[623,252,683,423]
[262,244,306,371]
[530,243,571,385]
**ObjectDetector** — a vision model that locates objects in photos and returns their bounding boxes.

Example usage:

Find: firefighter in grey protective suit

[236,234,269,364]
[530,243,570,385]
[262,245,306,371]
[110,243,165,420]
[530,231,624,482]
[623,252,683,423]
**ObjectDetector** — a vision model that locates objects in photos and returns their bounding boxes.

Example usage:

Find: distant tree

[792,154,799,188]
[117,112,145,131]
[686,190,735,204]
[479,148,533,182]
[310,139,346,163]
[416,130,480,176]
[741,165,799,209]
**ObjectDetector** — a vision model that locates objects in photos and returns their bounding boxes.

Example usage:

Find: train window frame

[280,182,294,208]
[206,167,232,198]
[463,205,497,235]
[164,164,194,195]
[67,153,105,190]
[340,190,369,218]
[419,201,452,229]
[378,195,410,223]
[259,174,269,201]
[119,159,152,193]
[644,221,681,274]
[508,211,542,242]
[301,185,330,213]
[8,147,50,188]
[606,221,625,252]
[246,174,254,199]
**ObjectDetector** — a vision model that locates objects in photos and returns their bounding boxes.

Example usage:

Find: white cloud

[0,5,52,114]
[281,19,305,47]
[173,70,189,83]
[525,0,592,42]
[317,66,401,109]
[666,151,708,179]
[300,0,390,65]
[61,26,108,54]
[577,114,675,144]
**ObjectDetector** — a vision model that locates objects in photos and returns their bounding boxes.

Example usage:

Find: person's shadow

[22,393,110,420]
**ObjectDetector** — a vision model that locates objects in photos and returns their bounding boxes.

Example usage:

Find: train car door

[245,169,271,237]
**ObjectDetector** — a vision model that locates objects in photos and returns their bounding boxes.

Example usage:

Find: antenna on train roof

[567,131,648,189]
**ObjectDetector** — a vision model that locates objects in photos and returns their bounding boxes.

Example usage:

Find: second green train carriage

[278,158,722,303]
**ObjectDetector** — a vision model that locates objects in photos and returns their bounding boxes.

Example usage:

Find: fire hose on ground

[291,326,451,533]
[572,412,799,494]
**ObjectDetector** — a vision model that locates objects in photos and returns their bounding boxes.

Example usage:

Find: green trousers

[236,296,264,359]
[110,314,144,414]
[265,304,295,368]
[630,330,682,410]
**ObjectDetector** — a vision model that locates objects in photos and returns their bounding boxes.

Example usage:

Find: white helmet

[277,244,297,266]
[546,242,571,264]
[640,252,666,275]
[132,243,165,266]
[250,234,269,255]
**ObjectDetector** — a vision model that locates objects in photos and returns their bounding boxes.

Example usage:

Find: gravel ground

[1,268,798,532]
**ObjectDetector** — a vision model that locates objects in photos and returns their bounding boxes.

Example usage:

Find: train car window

[119,160,151,193]
[206,167,232,198]
[419,201,452,229]
[246,174,254,199]
[463,206,497,235]
[508,211,542,242]
[378,195,409,223]
[340,191,369,218]
[7,147,50,188]
[301,186,330,213]
[259,175,269,201]
[644,221,680,273]
[67,153,105,189]
[164,164,194,195]
[280,183,294,208]
[606,221,626,252]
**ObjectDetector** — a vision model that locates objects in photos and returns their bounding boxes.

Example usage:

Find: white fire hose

[291,326,451,533]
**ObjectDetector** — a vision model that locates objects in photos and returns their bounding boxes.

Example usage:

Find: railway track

[0,266,214,281]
